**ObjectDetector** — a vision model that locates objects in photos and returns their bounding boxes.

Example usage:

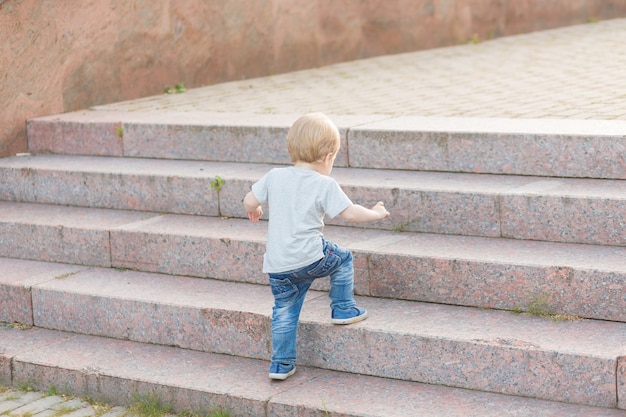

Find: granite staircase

[1,110,625,416]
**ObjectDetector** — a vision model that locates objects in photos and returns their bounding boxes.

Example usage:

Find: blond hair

[286,113,340,163]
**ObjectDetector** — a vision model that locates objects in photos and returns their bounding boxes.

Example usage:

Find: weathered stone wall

[2,0,626,157]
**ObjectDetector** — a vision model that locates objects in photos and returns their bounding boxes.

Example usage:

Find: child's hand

[247,206,263,222]
[243,191,263,222]
[372,201,390,219]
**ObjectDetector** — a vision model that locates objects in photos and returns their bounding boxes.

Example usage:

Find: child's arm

[339,201,390,223]
[244,191,263,222]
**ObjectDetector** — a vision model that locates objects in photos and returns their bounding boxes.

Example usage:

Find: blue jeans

[268,238,356,366]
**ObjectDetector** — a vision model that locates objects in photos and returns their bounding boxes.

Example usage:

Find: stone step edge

[25,110,626,179]
[3,154,626,247]
[3,326,624,416]
[1,257,625,408]
[0,202,624,322]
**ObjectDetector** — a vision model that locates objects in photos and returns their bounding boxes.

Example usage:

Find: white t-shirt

[251,166,352,273]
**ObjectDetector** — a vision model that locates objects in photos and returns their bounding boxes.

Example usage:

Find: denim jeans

[268,238,356,366]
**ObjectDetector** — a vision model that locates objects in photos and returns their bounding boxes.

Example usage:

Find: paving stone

[8,395,66,415]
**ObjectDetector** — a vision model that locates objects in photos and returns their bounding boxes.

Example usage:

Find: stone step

[0,202,624,323]
[3,154,626,246]
[1,259,624,409]
[26,110,626,179]
[2,327,624,417]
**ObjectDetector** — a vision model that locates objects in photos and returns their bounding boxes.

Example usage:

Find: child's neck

[294,160,329,176]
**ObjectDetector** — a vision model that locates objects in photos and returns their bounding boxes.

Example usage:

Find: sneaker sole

[331,310,368,325]
[269,366,296,380]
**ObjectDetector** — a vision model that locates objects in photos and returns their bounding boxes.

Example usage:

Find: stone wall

[2,0,626,157]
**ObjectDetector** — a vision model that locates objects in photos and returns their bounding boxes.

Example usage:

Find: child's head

[287,113,340,163]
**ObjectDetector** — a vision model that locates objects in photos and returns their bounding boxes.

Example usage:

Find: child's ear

[323,152,334,165]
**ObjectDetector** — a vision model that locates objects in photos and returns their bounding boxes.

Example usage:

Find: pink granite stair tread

[351,229,626,321]
[269,370,626,417]
[31,267,282,357]
[4,154,626,244]
[0,201,155,229]
[2,327,624,416]
[302,295,626,357]
[109,214,626,321]
[300,296,625,407]
[10,154,626,197]
[27,110,126,157]
[0,327,77,385]
[0,257,87,285]
[3,327,297,416]
[27,111,626,179]
[0,202,157,266]
[1,203,623,321]
[27,110,385,167]
[351,116,626,136]
[12,258,624,407]
[25,261,625,358]
[349,116,626,179]
[0,258,87,324]
[0,155,257,216]
[358,229,626,270]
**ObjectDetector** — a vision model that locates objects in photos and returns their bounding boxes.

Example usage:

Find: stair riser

[110,229,267,284]
[111,227,626,323]
[368,255,626,322]
[3,327,625,416]
[349,128,626,179]
[32,288,273,360]
[27,114,626,179]
[24,282,618,408]
[121,123,350,166]
[1,286,33,325]
[27,118,124,157]
[0,168,221,217]
[0,223,112,267]
[7,337,268,417]
[0,259,88,325]
[1,215,623,322]
[501,195,626,246]
[4,166,626,246]
[27,117,349,168]
[300,323,618,408]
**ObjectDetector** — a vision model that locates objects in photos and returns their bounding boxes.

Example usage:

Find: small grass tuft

[128,394,173,417]
[468,33,481,44]
[514,294,583,322]
[164,82,187,94]
[50,405,78,417]
[5,322,32,330]
[46,385,58,396]
[392,222,410,232]
[206,408,231,417]
[16,382,36,392]
[54,272,79,280]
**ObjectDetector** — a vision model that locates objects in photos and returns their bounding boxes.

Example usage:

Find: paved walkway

[5,17,626,417]
[95,18,626,121]
[0,386,130,417]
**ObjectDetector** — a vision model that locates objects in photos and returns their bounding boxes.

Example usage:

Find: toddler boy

[243,113,390,380]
